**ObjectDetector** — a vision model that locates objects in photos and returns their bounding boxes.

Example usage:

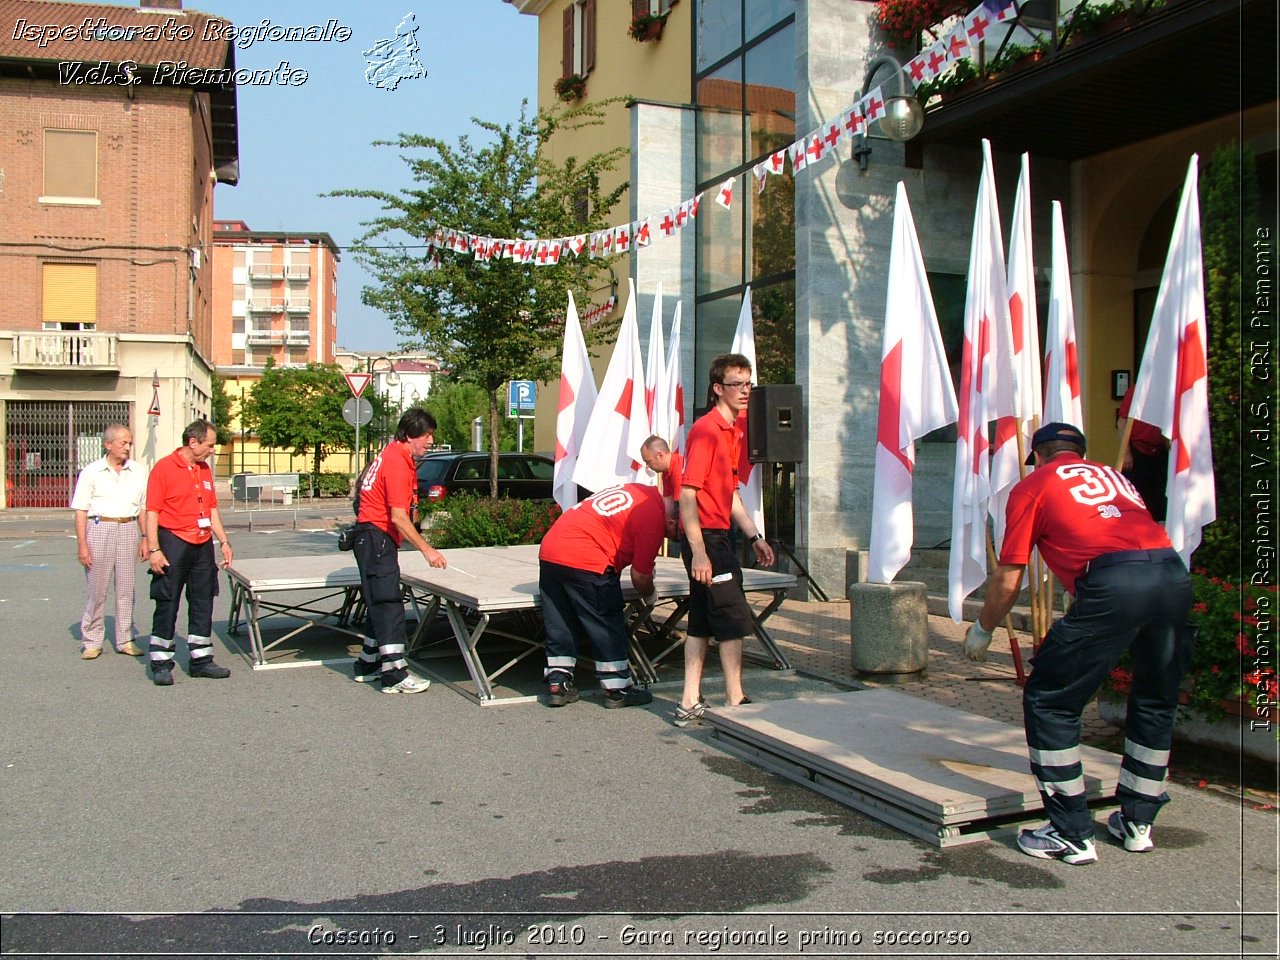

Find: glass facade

[693,0,796,402]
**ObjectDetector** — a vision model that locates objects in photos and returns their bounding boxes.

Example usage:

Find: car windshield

[415,458,451,484]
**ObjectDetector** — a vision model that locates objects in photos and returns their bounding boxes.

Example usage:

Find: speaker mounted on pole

[747,384,804,464]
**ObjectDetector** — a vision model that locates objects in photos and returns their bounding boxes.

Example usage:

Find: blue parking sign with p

[508,380,536,418]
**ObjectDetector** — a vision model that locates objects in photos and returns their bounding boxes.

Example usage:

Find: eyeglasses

[719,380,753,391]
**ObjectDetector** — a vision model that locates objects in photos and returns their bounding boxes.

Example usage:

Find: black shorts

[680,529,755,642]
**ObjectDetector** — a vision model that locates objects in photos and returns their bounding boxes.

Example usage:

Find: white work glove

[963,621,993,662]
[640,590,658,610]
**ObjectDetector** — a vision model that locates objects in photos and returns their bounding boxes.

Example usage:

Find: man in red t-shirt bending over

[538,483,676,708]
[966,422,1194,866]
[674,353,774,727]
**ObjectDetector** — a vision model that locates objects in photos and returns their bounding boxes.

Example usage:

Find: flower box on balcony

[628,12,667,42]
[554,73,587,102]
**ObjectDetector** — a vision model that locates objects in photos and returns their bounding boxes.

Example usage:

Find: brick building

[0,0,238,507]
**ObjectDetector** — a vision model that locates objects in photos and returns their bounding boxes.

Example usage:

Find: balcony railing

[246,328,285,344]
[285,266,311,280]
[12,332,118,371]
[285,330,311,345]
[247,266,284,280]
[285,300,311,313]
[246,299,286,313]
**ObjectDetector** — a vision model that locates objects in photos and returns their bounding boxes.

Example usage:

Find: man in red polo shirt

[144,419,234,686]
[674,353,774,727]
[640,434,683,538]
[352,407,447,694]
[538,483,676,708]
[966,422,1193,865]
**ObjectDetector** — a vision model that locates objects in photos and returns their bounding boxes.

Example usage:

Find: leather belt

[91,516,138,523]
[1086,547,1178,574]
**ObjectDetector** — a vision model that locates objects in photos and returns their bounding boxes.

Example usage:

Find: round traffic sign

[342,397,374,426]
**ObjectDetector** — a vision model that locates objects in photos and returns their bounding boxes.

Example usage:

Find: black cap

[1026,421,1086,465]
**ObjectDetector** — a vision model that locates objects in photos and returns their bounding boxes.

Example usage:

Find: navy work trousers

[1023,548,1194,840]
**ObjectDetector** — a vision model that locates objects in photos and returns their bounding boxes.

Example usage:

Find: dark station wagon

[415,451,555,504]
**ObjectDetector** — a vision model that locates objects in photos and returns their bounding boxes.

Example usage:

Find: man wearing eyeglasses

[673,353,775,726]
[144,418,234,686]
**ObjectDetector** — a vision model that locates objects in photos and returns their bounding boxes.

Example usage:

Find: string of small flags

[423,0,1017,268]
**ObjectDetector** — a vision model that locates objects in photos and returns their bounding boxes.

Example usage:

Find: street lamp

[851,54,925,171]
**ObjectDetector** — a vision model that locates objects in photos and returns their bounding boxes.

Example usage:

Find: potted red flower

[628,12,667,42]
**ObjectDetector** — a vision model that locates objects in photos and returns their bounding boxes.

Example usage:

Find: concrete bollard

[849,580,929,679]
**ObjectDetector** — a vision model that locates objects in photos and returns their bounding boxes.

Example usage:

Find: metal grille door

[5,401,131,508]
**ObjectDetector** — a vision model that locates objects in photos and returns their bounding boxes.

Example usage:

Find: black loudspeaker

[747,384,804,463]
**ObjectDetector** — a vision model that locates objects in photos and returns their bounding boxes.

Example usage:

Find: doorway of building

[4,401,131,508]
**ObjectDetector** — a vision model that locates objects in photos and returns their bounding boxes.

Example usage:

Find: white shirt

[70,458,148,519]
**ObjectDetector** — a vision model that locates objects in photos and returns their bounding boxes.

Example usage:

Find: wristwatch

[750,533,766,544]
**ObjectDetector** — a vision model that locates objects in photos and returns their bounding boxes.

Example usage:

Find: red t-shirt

[146,449,217,545]
[1119,386,1165,456]
[659,450,684,499]
[680,409,741,530]
[539,483,665,576]
[998,453,1172,593]
[356,441,418,546]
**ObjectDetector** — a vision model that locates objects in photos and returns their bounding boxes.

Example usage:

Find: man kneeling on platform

[538,483,678,708]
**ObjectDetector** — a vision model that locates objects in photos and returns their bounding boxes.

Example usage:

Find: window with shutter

[43,130,97,201]
[633,0,650,19]
[42,263,98,330]
[583,0,596,73]
[562,5,574,77]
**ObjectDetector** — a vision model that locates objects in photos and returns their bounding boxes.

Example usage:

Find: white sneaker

[1016,823,1098,865]
[381,675,431,695]
[1107,810,1154,852]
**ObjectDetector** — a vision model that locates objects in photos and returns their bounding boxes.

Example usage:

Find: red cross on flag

[824,123,841,150]
[768,150,787,174]
[908,54,927,83]
[553,290,599,510]
[635,219,652,247]
[788,138,808,173]
[715,176,735,209]
[753,161,769,194]
[947,30,969,61]
[1043,200,1083,429]
[568,235,586,256]
[1127,154,1215,564]
[573,279,651,492]
[868,182,959,584]
[965,11,991,42]
[949,140,1012,622]
[614,223,632,253]
[843,106,865,137]
[864,89,886,122]
[927,46,947,76]
[806,134,825,163]
[687,195,702,219]
[665,300,686,454]
[658,210,677,237]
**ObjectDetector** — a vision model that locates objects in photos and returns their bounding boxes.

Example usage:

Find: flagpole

[1115,418,1136,470]
[984,530,1027,685]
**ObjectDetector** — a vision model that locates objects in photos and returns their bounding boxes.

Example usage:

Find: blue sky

[198,1,537,352]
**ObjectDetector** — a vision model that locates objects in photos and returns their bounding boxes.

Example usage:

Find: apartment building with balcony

[0,0,238,508]
[507,0,1276,595]
[210,220,339,372]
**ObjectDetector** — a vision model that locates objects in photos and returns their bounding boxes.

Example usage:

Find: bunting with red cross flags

[715,176,735,209]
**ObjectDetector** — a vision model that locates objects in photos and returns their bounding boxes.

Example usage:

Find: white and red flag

[730,286,765,538]
[788,139,808,174]
[868,183,959,584]
[553,291,598,511]
[665,300,686,453]
[715,176,735,209]
[949,140,1012,621]
[572,279,651,493]
[1127,154,1215,564]
[644,282,672,455]
[1043,200,1083,427]
[990,152,1040,547]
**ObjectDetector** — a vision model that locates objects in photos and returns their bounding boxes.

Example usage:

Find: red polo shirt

[357,440,418,545]
[681,408,741,530]
[146,449,217,545]
[540,483,665,575]
[1119,386,1166,457]
[998,453,1172,593]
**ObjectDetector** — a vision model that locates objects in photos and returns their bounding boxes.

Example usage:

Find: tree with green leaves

[209,370,233,446]
[426,378,516,452]
[239,360,389,484]
[332,100,626,497]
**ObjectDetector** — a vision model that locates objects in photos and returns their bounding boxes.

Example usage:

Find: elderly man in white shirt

[70,423,149,659]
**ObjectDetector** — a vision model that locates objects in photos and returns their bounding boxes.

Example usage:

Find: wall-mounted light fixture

[852,54,925,172]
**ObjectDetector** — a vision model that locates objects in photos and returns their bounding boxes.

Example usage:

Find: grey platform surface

[704,687,1122,846]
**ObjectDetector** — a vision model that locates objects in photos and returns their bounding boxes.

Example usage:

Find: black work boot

[189,661,231,679]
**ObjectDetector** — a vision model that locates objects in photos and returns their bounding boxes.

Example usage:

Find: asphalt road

[0,513,1275,959]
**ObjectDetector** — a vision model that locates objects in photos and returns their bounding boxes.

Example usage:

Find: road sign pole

[354,418,361,493]
[517,418,524,453]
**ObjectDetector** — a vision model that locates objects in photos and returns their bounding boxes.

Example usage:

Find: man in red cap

[966,422,1194,865]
